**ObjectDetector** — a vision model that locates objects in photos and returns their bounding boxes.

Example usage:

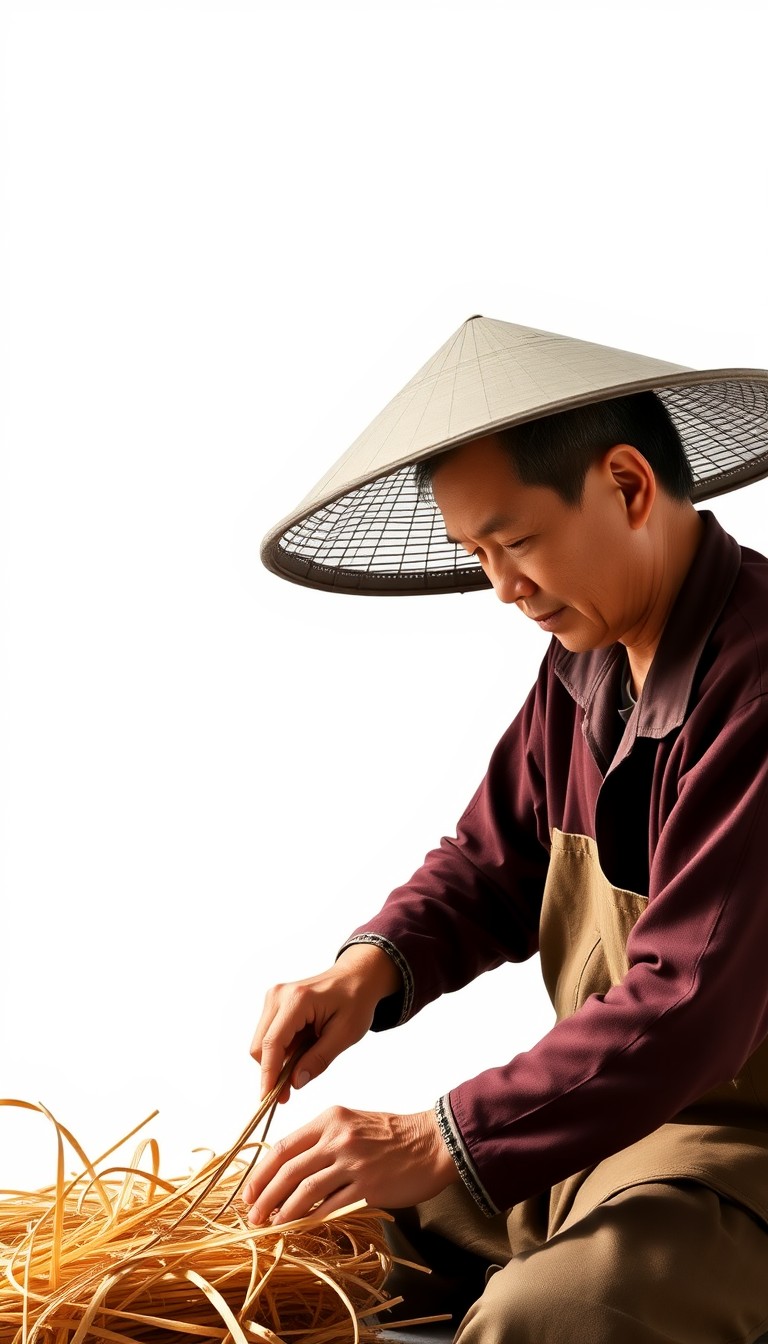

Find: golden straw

[0,1069,447,1343]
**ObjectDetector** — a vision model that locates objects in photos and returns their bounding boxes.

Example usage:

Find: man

[250,317,768,1342]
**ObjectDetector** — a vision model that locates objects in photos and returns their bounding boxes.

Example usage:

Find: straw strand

[0,1079,445,1344]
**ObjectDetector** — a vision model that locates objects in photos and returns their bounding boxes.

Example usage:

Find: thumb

[290,1041,333,1091]
[290,1013,367,1090]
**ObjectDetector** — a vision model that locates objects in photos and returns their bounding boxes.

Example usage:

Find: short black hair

[414,391,694,505]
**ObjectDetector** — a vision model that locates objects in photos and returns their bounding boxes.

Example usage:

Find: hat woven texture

[261,316,768,596]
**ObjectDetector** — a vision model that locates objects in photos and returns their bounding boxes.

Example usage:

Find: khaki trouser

[385,1176,768,1343]
[385,831,768,1341]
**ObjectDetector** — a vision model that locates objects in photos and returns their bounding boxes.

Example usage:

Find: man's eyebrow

[445,513,518,546]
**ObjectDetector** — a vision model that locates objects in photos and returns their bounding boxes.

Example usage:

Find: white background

[1,0,767,1187]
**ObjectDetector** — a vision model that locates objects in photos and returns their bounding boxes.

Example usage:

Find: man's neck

[625,504,704,697]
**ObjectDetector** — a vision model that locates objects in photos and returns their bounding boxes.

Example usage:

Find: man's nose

[487,555,536,605]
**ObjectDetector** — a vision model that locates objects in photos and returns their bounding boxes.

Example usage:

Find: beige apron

[386,833,768,1335]
[538,828,768,1237]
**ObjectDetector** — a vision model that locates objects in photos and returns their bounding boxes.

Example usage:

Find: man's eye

[505,537,530,551]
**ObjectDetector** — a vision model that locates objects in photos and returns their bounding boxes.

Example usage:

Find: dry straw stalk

[0,1073,440,1344]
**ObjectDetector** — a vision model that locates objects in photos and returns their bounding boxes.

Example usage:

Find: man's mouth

[529,607,565,628]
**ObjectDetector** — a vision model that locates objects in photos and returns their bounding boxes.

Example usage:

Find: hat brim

[262,367,768,596]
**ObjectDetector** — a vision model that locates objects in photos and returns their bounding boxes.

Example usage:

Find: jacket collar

[553,510,742,761]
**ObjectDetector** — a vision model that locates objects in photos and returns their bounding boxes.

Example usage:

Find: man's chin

[552,627,604,654]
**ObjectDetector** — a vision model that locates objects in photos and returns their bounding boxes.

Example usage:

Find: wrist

[413,1109,462,1189]
[337,941,401,1001]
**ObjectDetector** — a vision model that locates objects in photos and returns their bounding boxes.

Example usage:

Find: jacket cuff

[336,934,414,1028]
[435,1093,499,1217]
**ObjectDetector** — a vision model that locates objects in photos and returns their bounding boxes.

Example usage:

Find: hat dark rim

[260,367,768,597]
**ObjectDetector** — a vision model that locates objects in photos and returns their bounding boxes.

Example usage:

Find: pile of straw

[0,1086,432,1344]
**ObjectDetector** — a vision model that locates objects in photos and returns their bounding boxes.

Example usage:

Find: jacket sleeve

[443,686,768,1215]
[341,656,552,1030]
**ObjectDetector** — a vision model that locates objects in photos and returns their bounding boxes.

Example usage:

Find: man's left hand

[243,1105,459,1225]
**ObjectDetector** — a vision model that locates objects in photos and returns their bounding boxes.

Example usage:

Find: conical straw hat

[260,315,768,596]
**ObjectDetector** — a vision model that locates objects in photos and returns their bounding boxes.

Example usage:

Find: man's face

[431,433,648,654]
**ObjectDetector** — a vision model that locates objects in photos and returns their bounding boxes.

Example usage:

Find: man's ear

[602,443,656,529]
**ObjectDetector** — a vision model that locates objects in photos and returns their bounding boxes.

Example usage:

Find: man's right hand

[250,942,401,1102]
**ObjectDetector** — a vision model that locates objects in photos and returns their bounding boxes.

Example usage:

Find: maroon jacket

[344,511,768,1215]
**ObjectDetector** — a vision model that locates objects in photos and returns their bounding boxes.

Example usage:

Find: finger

[243,1134,333,1231]
[243,1120,320,1206]
[288,1012,367,1091]
[247,1161,341,1231]
[267,1048,307,1104]
[243,1149,282,1208]
[274,1184,358,1226]
[250,986,310,1066]
[258,1015,314,1102]
[250,989,281,1063]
